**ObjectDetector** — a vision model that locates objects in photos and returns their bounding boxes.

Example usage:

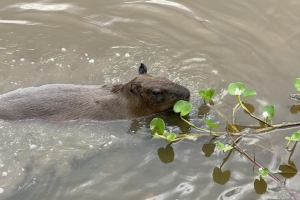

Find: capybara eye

[152,90,163,96]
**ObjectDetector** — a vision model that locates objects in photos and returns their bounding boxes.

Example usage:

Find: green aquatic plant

[148,81,300,200]
[256,167,269,177]
[262,105,275,121]
[198,88,215,102]
[150,117,177,142]
[294,78,300,91]
[216,141,233,152]
[204,118,218,129]
[285,131,300,148]
[173,100,192,116]
[150,117,165,135]
[254,168,269,194]
[228,82,271,126]
[228,82,245,95]
[150,117,202,142]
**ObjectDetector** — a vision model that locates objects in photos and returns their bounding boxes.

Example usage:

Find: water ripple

[0,20,40,25]
[15,3,71,11]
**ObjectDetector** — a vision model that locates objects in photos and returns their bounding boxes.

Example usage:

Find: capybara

[0,63,190,121]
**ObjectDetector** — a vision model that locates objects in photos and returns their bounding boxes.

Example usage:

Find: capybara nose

[181,89,190,101]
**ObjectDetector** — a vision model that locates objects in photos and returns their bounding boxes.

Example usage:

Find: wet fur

[0,63,190,121]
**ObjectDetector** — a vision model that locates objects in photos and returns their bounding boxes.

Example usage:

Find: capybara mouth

[182,89,190,102]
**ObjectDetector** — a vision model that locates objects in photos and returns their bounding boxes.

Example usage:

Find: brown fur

[0,63,190,121]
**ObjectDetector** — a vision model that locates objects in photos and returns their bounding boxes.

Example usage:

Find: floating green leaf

[294,78,300,91]
[228,82,245,96]
[256,168,269,177]
[223,145,233,152]
[166,133,177,141]
[243,89,257,98]
[291,131,300,140]
[261,105,275,120]
[216,141,233,152]
[173,100,192,116]
[285,131,300,148]
[216,141,224,150]
[204,118,219,129]
[198,88,215,100]
[285,131,300,142]
[150,118,165,135]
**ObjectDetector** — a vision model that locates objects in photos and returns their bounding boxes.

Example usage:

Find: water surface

[0,0,300,199]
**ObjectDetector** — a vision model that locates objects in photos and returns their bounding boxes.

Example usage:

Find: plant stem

[180,116,220,136]
[232,102,240,125]
[237,95,272,127]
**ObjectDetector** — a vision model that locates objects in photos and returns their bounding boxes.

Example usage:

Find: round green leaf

[198,90,206,98]
[166,133,176,141]
[294,78,300,91]
[291,131,300,141]
[199,88,215,100]
[150,118,165,135]
[243,89,257,98]
[173,100,192,116]
[261,105,275,120]
[259,168,269,176]
[228,82,245,96]
[206,88,216,99]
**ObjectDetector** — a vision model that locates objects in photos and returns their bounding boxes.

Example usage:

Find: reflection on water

[157,144,174,164]
[18,3,71,11]
[0,0,300,199]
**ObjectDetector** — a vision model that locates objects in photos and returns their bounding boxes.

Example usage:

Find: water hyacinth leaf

[294,78,300,91]
[166,133,176,141]
[150,118,165,135]
[243,89,257,98]
[198,88,215,100]
[173,100,192,116]
[228,82,245,96]
[261,105,275,120]
[204,118,219,129]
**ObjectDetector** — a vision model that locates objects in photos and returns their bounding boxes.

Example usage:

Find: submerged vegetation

[150,78,300,199]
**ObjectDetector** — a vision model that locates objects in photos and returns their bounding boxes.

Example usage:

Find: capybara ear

[139,63,147,75]
[130,82,142,96]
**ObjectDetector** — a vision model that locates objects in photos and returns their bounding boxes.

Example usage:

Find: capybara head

[124,63,190,116]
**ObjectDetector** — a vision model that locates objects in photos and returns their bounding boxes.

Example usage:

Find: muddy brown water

[0,0,300,199]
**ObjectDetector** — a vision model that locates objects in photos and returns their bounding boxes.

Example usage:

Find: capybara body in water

[0,63,190,121]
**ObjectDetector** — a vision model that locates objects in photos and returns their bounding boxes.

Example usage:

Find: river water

[0,0,300,199]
